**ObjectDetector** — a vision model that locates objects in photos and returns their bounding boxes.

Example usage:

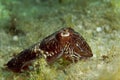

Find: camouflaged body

[7,27,93,72]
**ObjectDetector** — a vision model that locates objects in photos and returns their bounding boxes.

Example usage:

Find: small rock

[13,35,18,41]
[96,27,102,32]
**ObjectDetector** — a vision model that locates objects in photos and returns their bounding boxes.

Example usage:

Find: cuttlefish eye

[56,28,72,40]
[60,29,70,37]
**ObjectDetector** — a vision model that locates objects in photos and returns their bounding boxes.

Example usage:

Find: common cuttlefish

[6,27,93,72]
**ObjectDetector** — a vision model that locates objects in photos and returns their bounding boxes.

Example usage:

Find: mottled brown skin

[6,27,93,72]
[40,27,93,63]
[6,47,41,72]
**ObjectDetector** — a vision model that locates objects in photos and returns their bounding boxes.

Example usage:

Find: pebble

[96,27,102,32]
[13,35,18,41]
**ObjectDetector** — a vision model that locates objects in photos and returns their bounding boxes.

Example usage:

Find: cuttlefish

[6,27,93,72]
